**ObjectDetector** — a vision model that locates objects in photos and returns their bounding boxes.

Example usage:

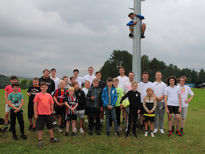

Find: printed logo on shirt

[180,87,185,94]
[136,94,138,97]
[112,90,115,94]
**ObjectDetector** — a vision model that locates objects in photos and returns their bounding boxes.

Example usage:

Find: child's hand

[178,107,182,113]
[91,96,95,101]
[166,108,169,114]
[185,99,190,104]
[34,114,38,119]
[14,108,20,113]
[148,111,153,114]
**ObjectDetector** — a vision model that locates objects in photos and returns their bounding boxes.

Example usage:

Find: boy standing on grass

[64,87,78,137]
[120,81,141,138]
[33,82,59,148]
[86,79,102,135]
[8,83,27,140]
[27,77,41,132]
[143,88,157,137]
[4,76,21,132]
[102,78,120,137]
[53,80,67,133]
[74,82,86,134]
[164,76,182,137]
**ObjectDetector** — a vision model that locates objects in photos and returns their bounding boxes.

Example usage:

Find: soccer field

[0,89,205,154]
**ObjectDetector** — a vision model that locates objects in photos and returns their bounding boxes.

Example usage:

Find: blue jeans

[105,107,118,132]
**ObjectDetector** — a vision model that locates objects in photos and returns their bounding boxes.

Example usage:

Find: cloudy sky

[0,0,204,78]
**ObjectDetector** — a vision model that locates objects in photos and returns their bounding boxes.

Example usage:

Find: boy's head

[73,82,79,90]
[113,78,119,88]
[32,78,39,86]
[95,71,102,80]
[131,81,138,91]
[106,77,113,87]
[92,79,99,87]
[62,76,68,83]
[128,12,134,20]
[70,76,75,85]
[146,88,153,97]
[43,69,50,78]
[40,82,48,92]
[119,66,125,76]
[142,72,149,82]
[12,83,20,92]
[10,76,18,84]
[50,68,56,77]
[88,67,94,75]
[84,80,90,89]
[179,76,187,86]
[128,72,135,82]
[73,69,79,78]
[155,71,162,81]
[59,80,66,89]
[167,76,177,86]
[68,87,75,95]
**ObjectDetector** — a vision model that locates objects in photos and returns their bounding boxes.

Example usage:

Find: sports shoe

[153,128,158,134]
[129,33,134,38]
[176,131,182,137]
[151,132,155,138]
[13,135,19,140]
[107,131,110,137]
[141,34,145,39]
[29,125,33,131]
[88,130,93,136]
[74,128,77,133]
[85,119,88,123]
[65,132,69,136]
[180,130,184,136]
[80,128,84,134]
[38,140,43,148]
[160,129,165,134]
[20,134,27,140]
[57,127,63,133]
[51,138,59,143]
[71,132,76,137]
[96,130,101,135]
[144,131,148,137]
[2,127,9,133]
[125,132,129,138]
[133,133,138,138]
[115,131,120,137]
[168,130,173,137]
[33,127,36,132]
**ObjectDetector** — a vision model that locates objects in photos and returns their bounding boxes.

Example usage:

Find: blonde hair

[92,78,99,84]
[68,87,75,91]
[131,81,138,86]
[59,80,66,84]
[112,78,119,82]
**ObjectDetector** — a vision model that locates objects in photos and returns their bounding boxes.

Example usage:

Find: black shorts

[144,116,155,122]
[168,106,180,114]
[36,115,54,130]
[28,103,34,119]
[65,114,77,121]
[55,105,65,116]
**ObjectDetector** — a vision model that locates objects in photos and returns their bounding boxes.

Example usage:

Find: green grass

[0,89,205,154]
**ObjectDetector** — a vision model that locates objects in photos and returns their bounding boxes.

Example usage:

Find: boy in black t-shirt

[27,78,41,131]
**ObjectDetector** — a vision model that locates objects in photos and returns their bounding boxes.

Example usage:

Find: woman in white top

[164,76,182,137]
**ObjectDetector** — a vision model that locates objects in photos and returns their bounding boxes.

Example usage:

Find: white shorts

[181,107,188,119]
[5,104,10,113]
[76,110,85,119]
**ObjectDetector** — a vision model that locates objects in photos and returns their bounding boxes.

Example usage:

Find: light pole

[132,0,142,82]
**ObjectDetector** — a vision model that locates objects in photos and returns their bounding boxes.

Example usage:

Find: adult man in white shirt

[117,66,129,90]
[82,67,95,85]
[152,72,167,134]
[138,72,153,129]
[73,69,83,88]
[50,68,60,93]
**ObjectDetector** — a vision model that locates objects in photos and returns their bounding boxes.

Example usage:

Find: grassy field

[0,89,205,154]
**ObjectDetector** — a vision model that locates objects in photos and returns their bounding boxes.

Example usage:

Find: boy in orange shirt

[33,82,59,148]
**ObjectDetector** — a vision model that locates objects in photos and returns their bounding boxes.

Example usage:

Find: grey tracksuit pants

[154,101,165,129]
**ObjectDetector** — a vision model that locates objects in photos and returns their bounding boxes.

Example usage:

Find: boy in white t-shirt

[138,72,153,129]
[152,72,167,134]
[82,67,95,85]
[50,68,60,92]
[164,76,182,137]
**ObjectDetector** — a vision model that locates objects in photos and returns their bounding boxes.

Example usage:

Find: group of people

[1,66,194,148]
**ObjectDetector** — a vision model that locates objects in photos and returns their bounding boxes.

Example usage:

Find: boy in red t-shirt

[3,76,21,132]
[33,82,59,148]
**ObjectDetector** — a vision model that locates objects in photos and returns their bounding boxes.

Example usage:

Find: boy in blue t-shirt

[8,83,27,140]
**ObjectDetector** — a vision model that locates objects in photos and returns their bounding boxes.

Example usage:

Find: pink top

[4,85,21,97]
[33,92,54,115]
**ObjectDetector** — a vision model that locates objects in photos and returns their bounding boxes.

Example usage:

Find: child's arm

[178,94,182,113]
[53,96,61,106]
[142,97,149,113]
[64,102,72,109]
[51,103,54,113]
[34,101,38,119]
[4,91,8,104]
[150,98,157,114]
[164,95,169,113]
[73,103,78,110]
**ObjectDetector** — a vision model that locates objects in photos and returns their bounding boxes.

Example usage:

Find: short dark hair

[62,76,68,80]
[10,76,18,80]
[33,77,39,81]
[70,76,75,80]
[50,68,56,72]
[142,72,149,75]
[40,82,48,87]
[106,77,113,82]
[179,76,187,83]
[128,12,134,17]
[167,76,177,86]
[119,66,125,70]
[95,71,101,75]
[43,69,50,73]
[12,83,20,88]
[73,69,79,73]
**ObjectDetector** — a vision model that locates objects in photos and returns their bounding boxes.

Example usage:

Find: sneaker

[2,127,8,133]
[180,130,184,136]
[29,125,33,131]
[106,131,110,137]
[129,33,134,38]
[115,131,120,137]
[100,119,104,123]
[96,130,101,135]
[57,127,63,133]
[33,127,36,132]
[125,132,129,138]
[65,132,69,136]
[172,126,175,132]
[85,119,88,123]
[151,132,155,138]
[50,138,59,143]
[71,132,76,137]
[160,129,165,134]
[133,133,138,138]
[168,130,173,137]
[176,131,182,137]
[74,128,77,133]
[144,131,148,137]
[88,130,93,136]
[13,136,19,140]
[141,34,145,39]
[79,128,84,134]
[153,128,158,134]
[38,140,43,148]
[20,134,27,140]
